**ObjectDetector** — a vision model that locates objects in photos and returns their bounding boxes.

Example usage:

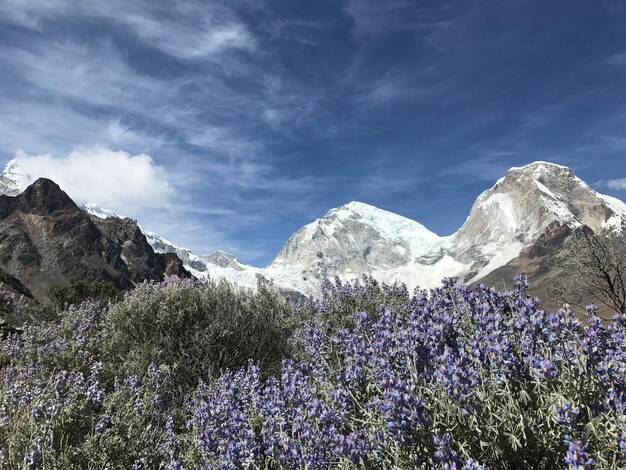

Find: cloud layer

[14,146,173,211]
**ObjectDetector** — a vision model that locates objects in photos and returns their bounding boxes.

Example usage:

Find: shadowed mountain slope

[0,178,189,299]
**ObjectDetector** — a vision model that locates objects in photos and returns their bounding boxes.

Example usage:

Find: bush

[0,276,296,468]
[47,279,121,310]
[101,276,295,394]
[184,276,626,468]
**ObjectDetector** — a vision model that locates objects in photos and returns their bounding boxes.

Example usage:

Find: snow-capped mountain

[0,159,27,196]
[254,162,626,295]
[80,201,263,288]
[140,229,264,290]
[1,158,625,297]
[450,162,626,283]
[263,201,465,294]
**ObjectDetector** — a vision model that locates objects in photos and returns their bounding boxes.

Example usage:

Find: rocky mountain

[450,162,626,283]
[263,201,460,295]
[250,162,625,297]
[1,159,625,301]
[0,177,189,300]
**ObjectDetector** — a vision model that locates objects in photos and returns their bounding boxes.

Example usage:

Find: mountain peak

[453,159,626,282]
[495,161,578,187]
[510,160,571,173]
[342,200,381,212]
[4,158,21,174]
[0,158,27,196]
[7,177,79,216]
[329,200,439,241]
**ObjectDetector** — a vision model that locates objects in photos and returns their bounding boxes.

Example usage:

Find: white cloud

[14,146,173,210]
[606,178,626,190]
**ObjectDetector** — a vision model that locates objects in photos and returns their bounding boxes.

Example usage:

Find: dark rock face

[90,215,170,284]
[474,221,572,291]
[0,178,190,299]
[158,252,191,278]
[0,266,33,298]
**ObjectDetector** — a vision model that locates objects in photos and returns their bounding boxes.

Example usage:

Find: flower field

[1,275,625,469]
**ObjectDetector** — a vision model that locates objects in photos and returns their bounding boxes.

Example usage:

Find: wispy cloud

[603,178,626,190]
[0,1,255,59]
[605,52,626,66]
[0,40,170,114]
[604,137,626,150]
[344,0,451,38]
[438,154,515,183]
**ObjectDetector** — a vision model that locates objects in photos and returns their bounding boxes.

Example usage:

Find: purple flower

[564,440,593,469]
[24,438,42,470]
[618,429,626,462]
[95,415,111,433]
[124,375,140,391]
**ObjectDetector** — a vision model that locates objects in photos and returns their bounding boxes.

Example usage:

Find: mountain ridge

[1,160,624,298]
[0,177,190,299]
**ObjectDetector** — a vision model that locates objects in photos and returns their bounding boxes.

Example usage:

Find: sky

[1,0,626,266]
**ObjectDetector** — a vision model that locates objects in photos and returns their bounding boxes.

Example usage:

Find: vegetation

[47,279,121,310]
[102,277,295,394]
[550,229,626,313]
[0,275,624,469]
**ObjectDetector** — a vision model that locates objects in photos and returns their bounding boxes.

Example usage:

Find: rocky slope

[0,178,189,299]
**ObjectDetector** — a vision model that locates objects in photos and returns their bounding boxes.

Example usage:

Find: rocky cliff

[0,178,189,299]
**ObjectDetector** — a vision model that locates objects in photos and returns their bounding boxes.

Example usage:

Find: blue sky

[1,0,626,265]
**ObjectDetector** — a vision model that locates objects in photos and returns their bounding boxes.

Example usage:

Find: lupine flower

[434,433,459,468]
[24,438,42,470]
[564,440,593,469]
[2,275,626,468]
[618,429,626,461]
[553,400,580,426]
[95,414,111,433]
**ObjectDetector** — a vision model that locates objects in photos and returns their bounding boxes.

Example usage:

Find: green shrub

[101,277,295,395]
[47,279,121,310]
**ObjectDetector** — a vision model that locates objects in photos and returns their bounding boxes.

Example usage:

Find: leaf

[505,432,522,451]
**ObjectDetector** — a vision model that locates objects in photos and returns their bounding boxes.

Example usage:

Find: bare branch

[548,228,626,314]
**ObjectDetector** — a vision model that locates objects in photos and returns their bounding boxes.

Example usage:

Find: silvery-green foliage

[184,276,626,469]
[0,276,294,468]
[102,276,295,393]
[1,275,625,469]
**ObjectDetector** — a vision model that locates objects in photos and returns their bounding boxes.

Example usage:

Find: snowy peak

[273,200,444,265]
[267,199,455,295]
[462,160,624,241]
[0,158,27,196]
[81,202,120,219]
[337,201,440,241]
[508,160,571,174]
[451,161,626,282]
[495,161,625,232]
